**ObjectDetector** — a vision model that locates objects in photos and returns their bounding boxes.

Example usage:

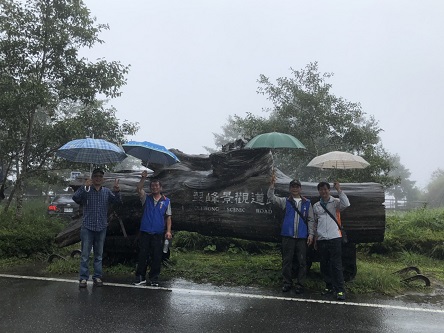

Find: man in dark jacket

[268,175,314,293]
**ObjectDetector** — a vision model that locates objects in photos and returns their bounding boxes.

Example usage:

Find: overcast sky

[82,0,443,189]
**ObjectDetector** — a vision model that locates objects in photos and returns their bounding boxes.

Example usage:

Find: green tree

[46,99,139,172]
[0,0,134,217]
[1,100,139,212]
[213,62,397,186]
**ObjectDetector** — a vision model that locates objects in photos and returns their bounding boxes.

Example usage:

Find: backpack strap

[320,202,343,232]
[288,198,308,227]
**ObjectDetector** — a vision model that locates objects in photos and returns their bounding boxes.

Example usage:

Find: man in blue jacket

[133,170,172,286]
[268,175,314,293]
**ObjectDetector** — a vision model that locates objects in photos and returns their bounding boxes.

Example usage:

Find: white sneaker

[132,276,146,286]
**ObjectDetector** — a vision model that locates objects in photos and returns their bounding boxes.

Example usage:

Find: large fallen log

[55,148,386,253]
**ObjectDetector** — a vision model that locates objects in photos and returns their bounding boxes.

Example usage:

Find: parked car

[48,194,81,219]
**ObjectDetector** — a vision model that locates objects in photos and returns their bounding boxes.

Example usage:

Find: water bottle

[163,239,169,253]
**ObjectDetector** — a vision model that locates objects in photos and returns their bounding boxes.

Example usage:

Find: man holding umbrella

[133,170,172,286]
[267,174,315,293]
[313,181,350,301]
[73,168,122,288]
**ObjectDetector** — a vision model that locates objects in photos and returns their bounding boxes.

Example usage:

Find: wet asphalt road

[1,275,444,333]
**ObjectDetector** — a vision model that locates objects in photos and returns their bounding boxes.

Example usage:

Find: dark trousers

[282,237,307,287]
[317,238,345,293]
[136,232,163,282]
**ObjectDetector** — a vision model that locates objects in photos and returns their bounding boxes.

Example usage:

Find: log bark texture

[55,149,386,254]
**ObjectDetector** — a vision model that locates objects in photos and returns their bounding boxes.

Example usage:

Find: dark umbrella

[122,141,180,166]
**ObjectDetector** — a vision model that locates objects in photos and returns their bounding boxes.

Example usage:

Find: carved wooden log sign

[55,149,386,255]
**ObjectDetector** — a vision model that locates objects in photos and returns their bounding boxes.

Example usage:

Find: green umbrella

[245,132,306,149]
[244,132,306,178]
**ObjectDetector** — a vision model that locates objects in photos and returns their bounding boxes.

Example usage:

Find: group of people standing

[268,175,350,300]
[72,168,172,289]
[72,168,350,301]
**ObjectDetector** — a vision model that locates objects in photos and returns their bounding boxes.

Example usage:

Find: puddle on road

[167,278,275,295]
[166,278,444,309]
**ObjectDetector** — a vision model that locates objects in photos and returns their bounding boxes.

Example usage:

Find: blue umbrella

[56,138,127,165]
[122,140,180,166]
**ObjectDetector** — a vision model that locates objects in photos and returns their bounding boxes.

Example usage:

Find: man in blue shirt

[133,170,172,286]
[72,168,122,288]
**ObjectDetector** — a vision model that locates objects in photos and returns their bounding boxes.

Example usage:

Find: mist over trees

[213,62,398,187]
[385,154,422,207]
[1,0,435,215]
[424,169,444,208]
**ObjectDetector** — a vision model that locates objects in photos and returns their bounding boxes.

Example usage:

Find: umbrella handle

[85,186,91,192]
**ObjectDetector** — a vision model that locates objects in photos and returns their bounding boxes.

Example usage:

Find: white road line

[1,273,443,314]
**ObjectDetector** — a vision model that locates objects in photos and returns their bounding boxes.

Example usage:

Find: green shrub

[0,200,65,258]
[173,231,209,250]
[382,208,444,256]
[173,231,277,254]
[430,243,444,260]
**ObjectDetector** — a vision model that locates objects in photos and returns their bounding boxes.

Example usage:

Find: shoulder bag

[320,202,348,244]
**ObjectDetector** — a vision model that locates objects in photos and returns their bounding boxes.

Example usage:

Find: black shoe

[282,285,291,292]
[336,292,346,301]
[79,279,87,288]
[150,281,159,287]
[294,284,304,294]
[321,288,334,295]
[132,275,146,286]
[93,278,103,287]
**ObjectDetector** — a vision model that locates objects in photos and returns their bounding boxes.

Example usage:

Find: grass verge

[13,246,438,296]
[1,205,443,296]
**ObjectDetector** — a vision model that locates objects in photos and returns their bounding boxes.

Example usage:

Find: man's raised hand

[113,178,120,192]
